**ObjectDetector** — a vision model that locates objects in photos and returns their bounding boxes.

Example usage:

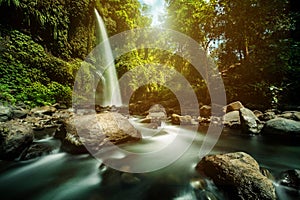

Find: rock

[60,112,141,154]
[260,167,275,181]
[140,118,151,123]
[52,108,74,122]
[171,114,194,125]
[225,101,244,113]
[12,109,28,119]
[259,111,276,121]
[146,104,167,126]
[198,116,211,124]
[33,125,59,140]
[20,143,55,160]
[196,152,276,200]
[30,106,57,116]
[190,178,207,190]
[262,118,300,135]
[223,111,241,128]
[277,169,300,190]
[294,112,300,121]
[253,110,264,118]
[278,111,300,121]
[239,107,263,134]
[200,105,211,118]
[0,105,13,122]
[24,115,60,139]
[0,120,34,160]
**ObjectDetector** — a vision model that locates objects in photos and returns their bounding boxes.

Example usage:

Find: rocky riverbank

[137,101,300,136]
[1,100,300,160]
[0,103,141,160]
[1,102,299,200]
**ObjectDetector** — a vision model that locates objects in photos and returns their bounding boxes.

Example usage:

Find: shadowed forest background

[0,0,299,112]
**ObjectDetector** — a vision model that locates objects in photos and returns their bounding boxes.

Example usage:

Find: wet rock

[12,109,28,119]
[24,115,60,139]
[52,108,74,122]
[171,114,194,125]
[146,104,167,126]
[30,106,57,116]
[0,120,33,160]
[239,107,263,134]
[253,110,264,119]
[260,167,275,181]
[200,105,211,118]
[225,101,244,113]
[196,152,276,200]
[190,178,207,190]
[223,111,241,128]
[0,105,12,122]
[277,169,300,190]
[262,118,300,135]
[278,111,300,121]
[33,125,59,140]
[20,143,55,160]
[140,118,151,123]
[198,116,211,124]
[294,112,300,121]
[60,112,141,154]
[260,111,276,121]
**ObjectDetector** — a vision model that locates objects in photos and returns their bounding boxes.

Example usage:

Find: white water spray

[94,9,122,106]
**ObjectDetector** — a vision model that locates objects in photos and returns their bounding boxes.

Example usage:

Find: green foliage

[0,0,19,7]
[166,0,299,108]
[0,28,75,107]
[0,0,96,59]
[95,0,151,36]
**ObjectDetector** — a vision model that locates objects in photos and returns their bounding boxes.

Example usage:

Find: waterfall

[94,9,122,107]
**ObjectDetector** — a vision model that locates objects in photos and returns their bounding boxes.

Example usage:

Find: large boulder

[196,152,276,200]
[171,114,194,125]
[200,105,211,118]
[278,111,300,121]
[225,101,244,113]
[146,104,167,126]
[20,143,56,160]
[60,112,141,154]
[277,169,300,190]
[262,118,300,135]
[0,120,34,160]
[239,107,263,134]
[223,111,241,128]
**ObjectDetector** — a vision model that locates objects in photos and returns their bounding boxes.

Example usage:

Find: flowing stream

[0,119,299,200]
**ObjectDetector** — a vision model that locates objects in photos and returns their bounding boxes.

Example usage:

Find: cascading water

[94,9,122,107]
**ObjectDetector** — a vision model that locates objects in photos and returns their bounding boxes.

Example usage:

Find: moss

[0,27,77,107]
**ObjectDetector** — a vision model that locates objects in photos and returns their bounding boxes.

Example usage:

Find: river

[0,119,299,200]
